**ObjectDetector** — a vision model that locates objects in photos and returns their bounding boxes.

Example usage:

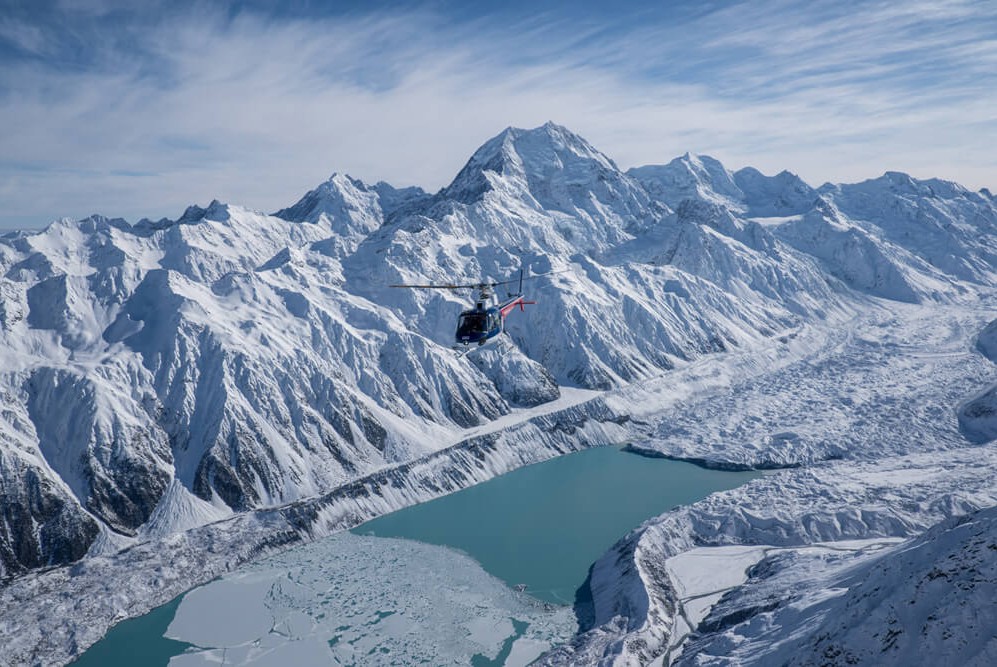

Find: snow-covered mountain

[1,121,996,607]
[797,507,997,666]
[0,205,513,577]
[671,505,997,666]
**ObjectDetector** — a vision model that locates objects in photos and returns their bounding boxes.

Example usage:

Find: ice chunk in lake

[165,532,576,666]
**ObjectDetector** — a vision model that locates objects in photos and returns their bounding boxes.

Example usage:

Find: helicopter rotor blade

[391,269,571,292]
[389,283,478,290]
[497,268,571,291]
[522,268,571,281]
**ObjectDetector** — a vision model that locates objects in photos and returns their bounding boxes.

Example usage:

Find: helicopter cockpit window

[457,312,487,337]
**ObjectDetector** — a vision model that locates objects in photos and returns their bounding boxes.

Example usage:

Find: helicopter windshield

[457,312,488,337]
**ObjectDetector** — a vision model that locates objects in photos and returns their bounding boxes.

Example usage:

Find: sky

[1,0,995,229]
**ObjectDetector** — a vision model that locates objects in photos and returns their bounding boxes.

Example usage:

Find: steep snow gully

[1,122,997,665]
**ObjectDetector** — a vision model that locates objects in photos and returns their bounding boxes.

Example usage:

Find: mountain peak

[274,173,374,225]
[510,121,617,170]
[441,122,620,205]
[832,171,972,202]
[881,170,924,194]
[276,170,429,227]
[628,153,743,210]
[178,199,230,224]
[132,200,231,233]
[733,166,817,217]
[328,171,370,188]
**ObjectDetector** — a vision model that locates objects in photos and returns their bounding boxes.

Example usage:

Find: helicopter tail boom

[499,295,536,317]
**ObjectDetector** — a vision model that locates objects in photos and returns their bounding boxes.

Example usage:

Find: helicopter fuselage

[390,270,539,352]
[455,294,532,346]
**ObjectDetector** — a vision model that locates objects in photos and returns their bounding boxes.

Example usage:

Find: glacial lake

[72,446,759,666]
[352,446,760,604]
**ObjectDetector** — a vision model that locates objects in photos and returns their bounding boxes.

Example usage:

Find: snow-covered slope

[4,299,996,666]
[796,507,997,667]
[273,174,429,257]
[976,318,997,362]
[0,204,510,577]
[959,317,997,443]
[733,166,818,217]
[541,445,997,666]
[534,305,997,666]
[820,173,997,286]
[1,121,995,600]
[632,156,997,305]
[343,123,846,389]
[673,506,997,667]
[629,154,747,212]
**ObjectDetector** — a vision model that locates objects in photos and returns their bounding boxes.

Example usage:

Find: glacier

[1,121,996,665]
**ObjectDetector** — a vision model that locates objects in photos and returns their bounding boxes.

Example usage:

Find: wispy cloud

[0,0,995,229]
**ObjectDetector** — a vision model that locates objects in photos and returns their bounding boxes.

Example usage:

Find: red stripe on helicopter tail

[500,297,535,317]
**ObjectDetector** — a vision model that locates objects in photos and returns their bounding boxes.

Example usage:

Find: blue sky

[1,0,995,229]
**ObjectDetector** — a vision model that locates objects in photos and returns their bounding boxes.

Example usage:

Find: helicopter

[390,269,545,351]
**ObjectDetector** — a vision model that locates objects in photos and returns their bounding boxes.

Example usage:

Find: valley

[1,123,995,665]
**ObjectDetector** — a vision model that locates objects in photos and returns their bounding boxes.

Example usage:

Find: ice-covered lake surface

[75,532,576,667]
[72,447,759,666]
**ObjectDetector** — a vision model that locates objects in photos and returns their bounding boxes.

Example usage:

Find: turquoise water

[69,595,193,666]
[353,446,759,605]
[72,446,758,664]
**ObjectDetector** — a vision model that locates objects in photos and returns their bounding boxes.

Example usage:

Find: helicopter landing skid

[452,338,496,358]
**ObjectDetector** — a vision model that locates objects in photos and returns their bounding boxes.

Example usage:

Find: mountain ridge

[1,122,996,583]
